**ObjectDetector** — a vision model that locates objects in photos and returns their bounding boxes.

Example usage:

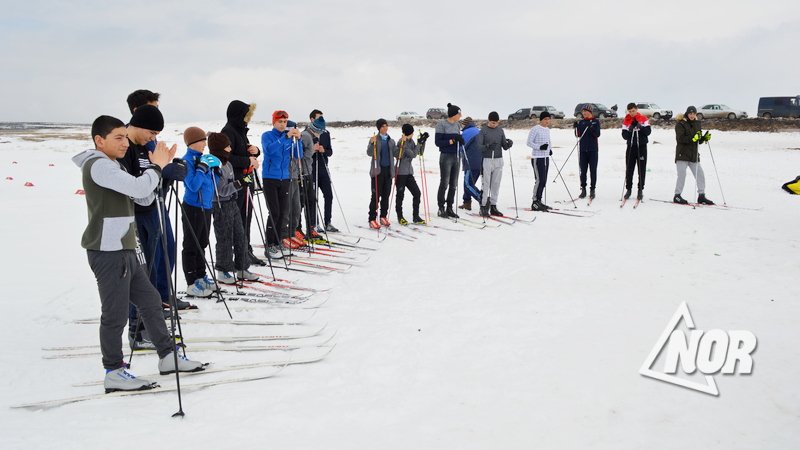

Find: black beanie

[401,124,414,136]
[539,111,552,120]
[130,105,164,131]
[685,105,697,115]
[376,118,388,130]
[447,103,461,118]
[488,111,500,122]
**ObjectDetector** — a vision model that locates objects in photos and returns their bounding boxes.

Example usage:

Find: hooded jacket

[674,115,702,163]
[477,124,511,159]
[393,137,419,176]
[72,149,161,251]
[367,135,397,178]
[181,148,216,210]
[221,100,259,180]
[261,128,301,181]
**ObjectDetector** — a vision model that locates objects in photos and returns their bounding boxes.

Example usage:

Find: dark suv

[573,103,618,118]
[426,108,447,120]
[508,108,532,120]
[758,96,800,118]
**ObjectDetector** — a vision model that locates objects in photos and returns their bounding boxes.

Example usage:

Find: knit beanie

[447,103,461,118]
[376,118,388,130]
[183,126,207,146]
[130,105,164,131]
[207,132,231,154]
[488,111,500,122]
[460,116,475,129]
[401,124,414,136]
[685,105,698,115]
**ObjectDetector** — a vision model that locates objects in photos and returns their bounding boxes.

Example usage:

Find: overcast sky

[1,0,798,123]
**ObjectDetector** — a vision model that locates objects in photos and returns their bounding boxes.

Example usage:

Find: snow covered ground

[1,123,799,449]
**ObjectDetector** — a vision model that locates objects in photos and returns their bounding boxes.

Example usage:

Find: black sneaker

[163,299,197,311]
[589,188,595,199]
[437,207,446,218]
[531,201,549,212]
[412,216,426,225]
[249,251,266,266]
[697,194,715,205]
[445,207,460,219]
[673,194,689,205]
[578,187,587,199]
[489,205,503,216]
[637,189,643,200]
[623,188,632,200]
[324,223,340,233]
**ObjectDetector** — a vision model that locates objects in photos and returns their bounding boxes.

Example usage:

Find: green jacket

[675,118,702,163]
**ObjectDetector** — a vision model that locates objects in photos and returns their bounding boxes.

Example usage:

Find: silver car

[697,104,748,120]
[397,111,424,121]
[531,106,565,119]
[635,102,672,120]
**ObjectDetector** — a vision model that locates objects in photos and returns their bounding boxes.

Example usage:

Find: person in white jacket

[527,111,553,211]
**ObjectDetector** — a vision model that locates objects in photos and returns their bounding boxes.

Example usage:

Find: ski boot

[623,188,632,200]
[578,187,587,199]
[697,194,715,205]
[637,189,643,201]
[489,205,504,217]
[673,194,689,205]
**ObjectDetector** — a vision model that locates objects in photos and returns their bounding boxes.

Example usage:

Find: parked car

[426,108,447,120]
[531,106,565,119]
[757,96,800,118]
[397,111,424,121]
[697,104,748,120]
[508,108,532,121]
[573,103,618,118]
[635,102,672,120]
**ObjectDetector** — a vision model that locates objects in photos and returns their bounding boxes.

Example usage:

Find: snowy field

[1,123,799,449]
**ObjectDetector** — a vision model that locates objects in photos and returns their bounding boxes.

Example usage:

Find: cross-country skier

[434,103,463,218]
[674,106,715,205]
[476,111,512,217]
[621,102,652,201]
[574,105,601,199]
[527,111,553,211]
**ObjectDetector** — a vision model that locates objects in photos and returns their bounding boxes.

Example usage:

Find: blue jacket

[261,128,302,180]
[461,124,482,172]
[575,119,601,152]
[182,148,216,210]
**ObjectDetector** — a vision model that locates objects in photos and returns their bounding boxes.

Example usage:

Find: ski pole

[388,138,403,217]
[508,145,519,218]
[371,133,380,233]
[549,152,577,208]
[552,125,589,183]
[324,159,350,233]
[705,138,727,205]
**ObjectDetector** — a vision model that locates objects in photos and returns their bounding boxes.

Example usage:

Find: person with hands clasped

[366,119,396,229]
[476,111,512,217]
[394,124,424,225]
[621,102,652,201]
[673,106,715,205]
[527,111,553,211]
[180,127,218,297]
[434,103,463,218]
[261,111,301,257]
[574,105,601,200]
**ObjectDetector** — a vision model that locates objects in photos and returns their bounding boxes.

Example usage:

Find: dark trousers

[395,174,421,219]
[213,199,248,272]
[236,180,255,249]
[88,250,172,369]
[437,153,460,208]
[298,176,317,233]
[625,142,648,190]
[531,158,549,202]
[130,207,175,330]
[313,160,334,226]
[262,178,290,245]
[579,150,598,189]
[369,166,392,221]
[181,204,212,285]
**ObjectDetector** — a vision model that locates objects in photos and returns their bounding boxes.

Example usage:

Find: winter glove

[162,159,187,181]
[549,149,553,156]
[631,119,639,129]
[505,138,513,148]
[454,135,465,145]
[197,154,221,173]
[539,143,549,151]
[700,131,712,143]
[572,121,578,128]
[418,131,430,145]
[692,131,702,143]
[241,174,253,184]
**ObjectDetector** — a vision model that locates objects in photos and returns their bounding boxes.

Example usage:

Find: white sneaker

[216,271,236,285]
[186,279,213,297]
[200,275,218,291]
[104,368,156,393]
[236,269,259,281]
[266,245,284,260]
[158,351,206,375]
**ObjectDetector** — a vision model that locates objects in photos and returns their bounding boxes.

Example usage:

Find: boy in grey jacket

[73,115,204,393]
[394,124,424,225]
[476,111,513,217]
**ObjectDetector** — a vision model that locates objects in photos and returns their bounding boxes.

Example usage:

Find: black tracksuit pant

[369,166,392,221]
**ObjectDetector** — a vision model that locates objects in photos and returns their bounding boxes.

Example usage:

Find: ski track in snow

[1,124,799,449]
